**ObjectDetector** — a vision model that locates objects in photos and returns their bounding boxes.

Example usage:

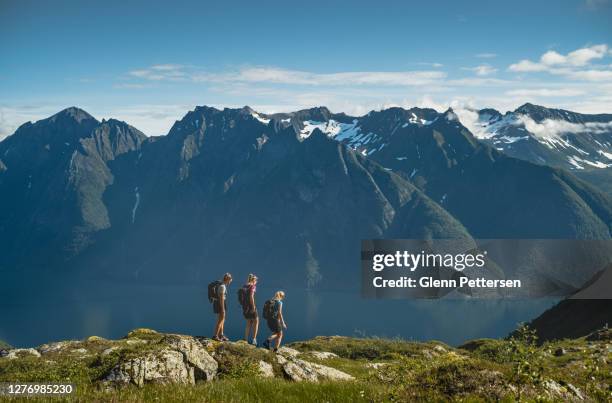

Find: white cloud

[517,115,612,137]
[129,64,188,81]
[505,88,585,97]
[476,53,497,59]
[128,65,447,87]
[0,105,64,140]
[540,45,608,67]
[508,60,548,72]
[508,44,612,81]
[462,64,498,76]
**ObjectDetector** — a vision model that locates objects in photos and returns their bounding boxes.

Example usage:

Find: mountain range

[1,103,611,290]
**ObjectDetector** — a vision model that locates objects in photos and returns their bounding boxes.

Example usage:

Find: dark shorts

[267,318,282,333]
[213,300,227,314]
[243,307,258,320]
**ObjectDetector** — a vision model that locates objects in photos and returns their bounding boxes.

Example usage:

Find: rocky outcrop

[163,334,218,381]
[257,360,274,378]
[104,349,192,386]
[308,351,339,360]
[2,348,41,359]
[103,334,218,387]
[275,349,354,382]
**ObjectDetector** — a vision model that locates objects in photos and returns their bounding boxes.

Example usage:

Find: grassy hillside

[0,327,609,402]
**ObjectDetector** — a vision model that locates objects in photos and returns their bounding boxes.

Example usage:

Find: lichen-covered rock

[86,335,106,342]
[37,341,78,354]
[102,346,119,356]
[433,345,448,354]
[71,348,88,354]
[258,360,274,378]
[282,359,320,382]
[276,346,301,358]
[4,348,41,359]
[276,354,288,365]
[542,379,585,401]
[104,349,192,387]
[276,353,354,382]
[163,334,218,381]
[309,351,339,360]
[103,334,218,387]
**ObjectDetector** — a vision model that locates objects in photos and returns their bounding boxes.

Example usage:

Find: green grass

[0,329,609,402]
[289,335,449,360]
[1,378,381,403]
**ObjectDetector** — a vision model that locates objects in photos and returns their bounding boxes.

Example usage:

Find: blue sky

[1,0,611,137]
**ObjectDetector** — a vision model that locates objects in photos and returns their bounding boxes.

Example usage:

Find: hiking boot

[220,335,229,341]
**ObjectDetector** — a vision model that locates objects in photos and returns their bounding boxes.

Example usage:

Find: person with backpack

[262,291,287,352]
[238,274,259,345]
[209,273,232,341]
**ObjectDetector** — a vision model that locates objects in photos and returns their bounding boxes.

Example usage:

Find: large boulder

[276,353,354,382]
[104,349,192,386]
[258,360,275,378]
[103,335,218,387]
[2,348,41,359]
[163,335,218,381]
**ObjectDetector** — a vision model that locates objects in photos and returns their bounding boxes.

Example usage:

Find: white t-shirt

[218,283,227,299]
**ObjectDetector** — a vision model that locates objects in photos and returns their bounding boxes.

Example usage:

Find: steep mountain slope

[80,106,473,286]
[278,106,612,241]
[0,107,146,271]
[1,105,611,290]
[526,265,612,341]
[462,103,612,192]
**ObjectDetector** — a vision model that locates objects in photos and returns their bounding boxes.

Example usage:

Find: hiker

[239,274,259,345]
[263,291,287,352]
[209,273,233,341]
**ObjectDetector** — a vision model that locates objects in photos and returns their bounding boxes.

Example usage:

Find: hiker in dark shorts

[242,274,259,345]
[212,273,233,341]
[263,291,287,352]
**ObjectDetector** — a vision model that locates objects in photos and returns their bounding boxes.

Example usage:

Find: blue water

[0,280,558,348]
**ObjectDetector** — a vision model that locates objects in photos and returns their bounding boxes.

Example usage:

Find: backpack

[237,285,249,307]
[208,280,222,303]
[263,299,278,320]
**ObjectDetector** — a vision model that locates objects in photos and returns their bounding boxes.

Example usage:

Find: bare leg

[253,317,259,341]
[214,311,226,338]
[275,331,283,349]
[244,319,252,341]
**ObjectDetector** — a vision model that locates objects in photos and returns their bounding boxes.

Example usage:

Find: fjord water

[0,279,557,348]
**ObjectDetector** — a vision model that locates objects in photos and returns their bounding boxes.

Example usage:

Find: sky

[0,0,611,137]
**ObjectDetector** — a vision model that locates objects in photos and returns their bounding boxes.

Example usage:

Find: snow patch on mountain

[251,111,270,125]
[299,119,385,156]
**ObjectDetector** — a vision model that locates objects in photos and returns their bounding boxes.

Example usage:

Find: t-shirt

[274,300,283,318]
[217,283,227,299]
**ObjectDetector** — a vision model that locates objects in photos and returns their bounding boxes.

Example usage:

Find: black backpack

[263,299,277,320]
[208,280,222,303]
[237,285,249,307]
